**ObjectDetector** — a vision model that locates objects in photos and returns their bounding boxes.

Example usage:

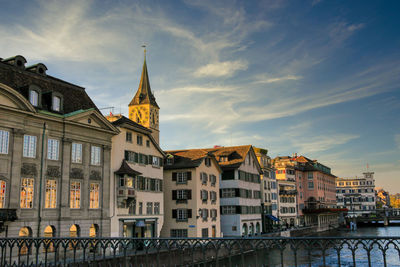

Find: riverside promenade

[2,227,399,267]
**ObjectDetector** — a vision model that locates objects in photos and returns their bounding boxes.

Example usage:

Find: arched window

[242,223,248,236]
[29,90,38,106]
[249,223,254,236]
[69,224,80,250]
[89,224,99,238]
[89,224,99,252]
[19,227,32,255]
[43,225,55,252]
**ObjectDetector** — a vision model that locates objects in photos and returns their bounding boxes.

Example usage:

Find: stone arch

[19,226,32,255]
[0,82,36,112]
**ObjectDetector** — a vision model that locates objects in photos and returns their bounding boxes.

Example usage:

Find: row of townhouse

[0,53,348,240]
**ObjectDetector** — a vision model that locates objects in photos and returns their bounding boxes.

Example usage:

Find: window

[211,209,217,220]
[137,135,143,145]
[52,96,61,111]
[139,202,143,214]
[90,183,100,209]
[221,188,235,198]
[91,146,101,165]
[210,175,217,186]
[170,229,188,237]
[146,202,153,214]
[0,130,9,154]
[210,191,217,203]
[45,180,57,208]
[201,172,208,185]
[202,228,209,237]
[70,182,81,209]
[201,190,208,202]
[177,209,188,220]
[308,182,314,189]
[20,178,34,208]
[0,180,6,208]
[124,150,137,163]
[154,202,160,214]
[221,206,236,214]
[47,139,59,160]
[308,173,313,179]
[126,132,132,142]
[23,135,37,158]
[201,209,208,221]
[205,158,211,167]
[71,143,82,163]
[146,140,150,147]
[29,90,38,106]
[152,156,160,167]
[177,190,187,200]
[120,177,135,188]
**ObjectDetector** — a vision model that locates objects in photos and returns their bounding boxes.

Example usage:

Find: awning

[266,215,280,222]
[115,160,142,176]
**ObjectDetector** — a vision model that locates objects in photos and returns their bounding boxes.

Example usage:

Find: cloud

[293,134,360,153]
[253,74,302,84]
[194,60,248,77]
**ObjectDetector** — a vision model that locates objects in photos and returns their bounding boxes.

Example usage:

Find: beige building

[254,147,279,232]
[108,116,165,237]
[0,55,119,238]
[107,52,165,237]
[161,149,222,237]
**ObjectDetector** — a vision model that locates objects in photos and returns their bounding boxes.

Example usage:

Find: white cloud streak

[194,60,248,77]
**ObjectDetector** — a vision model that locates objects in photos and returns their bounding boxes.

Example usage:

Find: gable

[65,109,119,133]
[0,82,36,112]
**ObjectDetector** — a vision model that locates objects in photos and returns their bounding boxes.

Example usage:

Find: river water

[222,226,400,267]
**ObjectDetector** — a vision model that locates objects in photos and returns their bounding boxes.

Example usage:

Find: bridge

[1,236,399,266]
[349,208,400,226]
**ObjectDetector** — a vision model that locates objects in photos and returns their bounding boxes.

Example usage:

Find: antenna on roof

[99,106,115,114]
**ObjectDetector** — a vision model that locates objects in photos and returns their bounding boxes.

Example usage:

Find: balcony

[279,190,297,195]
[117,188,136,198]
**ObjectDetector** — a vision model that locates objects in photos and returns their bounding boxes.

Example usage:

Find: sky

[0,0,399,192]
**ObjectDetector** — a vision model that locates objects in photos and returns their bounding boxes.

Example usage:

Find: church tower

[128,50,160,144]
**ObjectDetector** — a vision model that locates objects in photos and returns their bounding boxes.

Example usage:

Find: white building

[210,145,262,236]
[336,171,376,217]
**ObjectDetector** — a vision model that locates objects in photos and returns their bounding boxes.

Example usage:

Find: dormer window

[30,90,39,106]
[52,96,60,111]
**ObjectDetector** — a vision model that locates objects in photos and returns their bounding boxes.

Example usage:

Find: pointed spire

[129,47,159,108]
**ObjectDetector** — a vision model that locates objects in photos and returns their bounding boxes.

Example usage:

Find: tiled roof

[129,57,159,108]
[204,145,252,169]
[164,149,210,170]
[0,58,99,114]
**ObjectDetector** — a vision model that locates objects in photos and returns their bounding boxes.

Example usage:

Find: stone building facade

[0,55,119,238]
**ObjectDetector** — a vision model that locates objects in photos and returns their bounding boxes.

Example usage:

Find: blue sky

[1,0,399,191]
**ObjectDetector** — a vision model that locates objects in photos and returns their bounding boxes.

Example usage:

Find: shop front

[122,219,157,238]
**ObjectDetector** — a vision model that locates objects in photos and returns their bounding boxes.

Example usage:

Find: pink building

[274,155,339,228]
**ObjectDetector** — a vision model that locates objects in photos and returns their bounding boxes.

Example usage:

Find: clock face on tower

[131,107,149,125]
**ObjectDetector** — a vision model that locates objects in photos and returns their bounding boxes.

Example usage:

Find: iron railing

[0,236,399,266]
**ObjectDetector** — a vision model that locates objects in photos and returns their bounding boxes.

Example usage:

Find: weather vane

[142,44,147,56]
